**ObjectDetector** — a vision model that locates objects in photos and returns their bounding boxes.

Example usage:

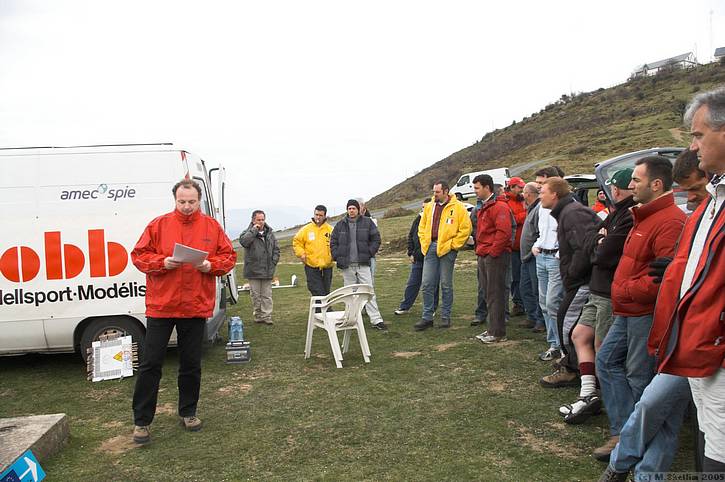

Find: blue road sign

[0,451,45,482]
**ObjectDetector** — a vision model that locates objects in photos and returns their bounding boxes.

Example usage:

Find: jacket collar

[174,209,201,224]
[613,194,635,212]
[550,194,574,221]
[526,197,540,213]
[631,192,675,223]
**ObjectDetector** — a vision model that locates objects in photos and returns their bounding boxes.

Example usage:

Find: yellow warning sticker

[113,352,123,362]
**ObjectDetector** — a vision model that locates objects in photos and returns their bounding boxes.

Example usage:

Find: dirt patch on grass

[218,383,252,396]
[98,434,139,455]
[508,421,582,459]
[102,420,125,429]
[434,342,461,352]
[487,381,508,393]
[392,351,422,359]
[85,387,122,402]
[155,403,175,415]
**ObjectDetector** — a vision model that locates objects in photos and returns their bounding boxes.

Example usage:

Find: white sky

[1,0,724,221]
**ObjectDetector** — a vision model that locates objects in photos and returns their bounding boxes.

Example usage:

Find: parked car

[450,167,510,200]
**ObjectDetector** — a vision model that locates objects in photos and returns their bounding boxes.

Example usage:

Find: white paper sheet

[171,243,208,264]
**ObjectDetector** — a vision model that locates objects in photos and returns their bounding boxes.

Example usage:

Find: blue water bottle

[229,316,244,342]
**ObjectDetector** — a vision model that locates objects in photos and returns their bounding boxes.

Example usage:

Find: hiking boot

[180,416,203,432]
[593,436,620,462]
[133,425,151,444]
[414,319,433,331]
[478,334,506,344]
[531,324,546,333]
[597,465,628,482]
[512,304,525,316]
[559,394,602,424]
[538,347,561,361]
[394,308,409,315]
[540,365,579,388]
[470,319,486,326]
[372,322,388,331]
[437,319,451,329]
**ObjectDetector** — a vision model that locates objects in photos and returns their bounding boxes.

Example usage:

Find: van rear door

[210,166,238,304]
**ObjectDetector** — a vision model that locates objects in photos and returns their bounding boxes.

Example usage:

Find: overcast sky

[1,0,724,225]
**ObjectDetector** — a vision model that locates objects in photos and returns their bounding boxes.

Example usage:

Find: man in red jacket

[472,174,513,344]
[594,156,686,462]
[506,177,527,316]
[130,179,237,444]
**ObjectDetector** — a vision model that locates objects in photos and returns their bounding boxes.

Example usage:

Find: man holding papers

[130,179,236,444]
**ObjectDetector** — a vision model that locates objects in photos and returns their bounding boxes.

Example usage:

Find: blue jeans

[535,253,562,349]
[399,259,439,312]
[597,314,656,436]
[519,256,544,325]
[609,373,690,478]
[510,252,522,306]
[421,242,458,321]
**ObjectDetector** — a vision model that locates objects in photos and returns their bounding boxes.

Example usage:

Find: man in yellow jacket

[415,181,472,330]
[293,205,334,296]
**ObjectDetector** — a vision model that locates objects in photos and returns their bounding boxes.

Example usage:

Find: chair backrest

[325,284,373,328]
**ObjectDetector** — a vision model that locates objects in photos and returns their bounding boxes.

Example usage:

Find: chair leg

[325,324,344,368]
[357,320,371,363]
[342,330,351,354]
[304,312,315,359]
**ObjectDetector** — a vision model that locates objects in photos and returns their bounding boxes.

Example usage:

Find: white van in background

[450,167,511,200]
[0,144,238,360]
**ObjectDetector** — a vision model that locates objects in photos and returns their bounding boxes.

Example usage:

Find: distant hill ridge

[368,62,725,209]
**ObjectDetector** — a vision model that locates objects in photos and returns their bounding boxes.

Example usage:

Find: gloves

[648,257,673,284]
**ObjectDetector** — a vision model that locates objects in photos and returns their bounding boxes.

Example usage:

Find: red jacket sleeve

[131,222,167,274]
[207,220,237,275]
[491,204,513,258]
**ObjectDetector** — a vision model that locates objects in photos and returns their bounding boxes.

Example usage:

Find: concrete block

[0,414,69,472]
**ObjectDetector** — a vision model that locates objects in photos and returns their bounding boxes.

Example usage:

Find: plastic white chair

[304,284,373,368]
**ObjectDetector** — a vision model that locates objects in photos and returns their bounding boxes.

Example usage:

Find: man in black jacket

[330,199,387,330]
[539,177,600,395]
[395,199,439,315]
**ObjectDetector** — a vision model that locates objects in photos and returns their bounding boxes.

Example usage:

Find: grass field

[0,214,696,481]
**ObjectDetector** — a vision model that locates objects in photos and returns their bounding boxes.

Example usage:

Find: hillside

[368,62,725,209]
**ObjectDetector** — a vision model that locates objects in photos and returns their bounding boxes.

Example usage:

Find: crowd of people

[128,85,724,480]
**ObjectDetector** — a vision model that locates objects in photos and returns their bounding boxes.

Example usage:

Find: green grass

[0,217,696,481]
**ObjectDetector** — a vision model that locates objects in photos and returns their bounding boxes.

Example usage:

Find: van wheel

[455,193,463,201]
[80,317,145,363]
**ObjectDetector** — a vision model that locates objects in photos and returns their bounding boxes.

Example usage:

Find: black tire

[455,193,463,201]
[79,317,145,362]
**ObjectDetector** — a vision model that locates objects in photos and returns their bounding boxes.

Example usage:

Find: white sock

[579,375,597,398]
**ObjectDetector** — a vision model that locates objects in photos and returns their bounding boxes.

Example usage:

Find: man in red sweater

[473,174,513,344]
[506,177,527,316]
[130,179,237,444]
[594,157,686,461]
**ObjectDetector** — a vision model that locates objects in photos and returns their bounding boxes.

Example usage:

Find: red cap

[508,176,525,188]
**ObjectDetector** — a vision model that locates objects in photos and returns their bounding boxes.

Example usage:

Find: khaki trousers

[249,279,273,323]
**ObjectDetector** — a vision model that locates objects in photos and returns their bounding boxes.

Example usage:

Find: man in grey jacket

[519,182,545,333]
[239,210,280,325]
[330,199,387,330]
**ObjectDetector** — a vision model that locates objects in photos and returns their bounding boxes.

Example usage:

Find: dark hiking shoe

[414,319,433,331]
[559,394,602,424]
[540,365,579,388]
[372,322,388,331]
[470,319,486,326]
[394,308,409,315]
[133,425,151,444]
[437,319,451,328]
[593,436,620,462]
[180,416,203,432]
[597,465,628,482]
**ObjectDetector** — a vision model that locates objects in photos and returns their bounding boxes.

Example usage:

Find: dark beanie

[346,199,360,210]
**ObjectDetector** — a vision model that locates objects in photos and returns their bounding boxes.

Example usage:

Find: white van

[0,144,238,360]
[450,167,511,200]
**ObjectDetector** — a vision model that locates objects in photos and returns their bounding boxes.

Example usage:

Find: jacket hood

[550,194,575,221]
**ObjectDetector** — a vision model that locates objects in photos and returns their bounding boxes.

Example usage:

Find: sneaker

[470,319,486,326]
[538,347,561,361]
[372,322,388,331]
[597,465,628,482]
[179,416,203,432]
[133,425,151,444]
[414,319,433,331]
[559,394,602,424]
[437,319,451,329]
[394,308,409,315]
[478,334,506,344]
[474,331,490,341]
[540,366,579,388]
[593,436,620,462]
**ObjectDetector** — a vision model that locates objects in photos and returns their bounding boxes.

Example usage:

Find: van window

[458,175,469,186]
[193,177,211,215]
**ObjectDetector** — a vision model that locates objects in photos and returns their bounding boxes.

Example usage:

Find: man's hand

[599,227,608,237]
[648,257,673,284]
[409,255,415,264]
[532,247,541,256]
[164,257,181,270]
[300,253,307,263]
[196,260,212,273]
